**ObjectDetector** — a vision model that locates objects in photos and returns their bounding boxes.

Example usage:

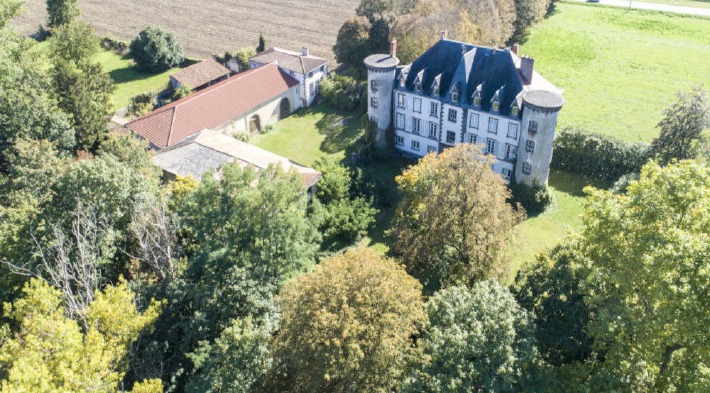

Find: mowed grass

[94,50,177,110]
[521,2,710,143]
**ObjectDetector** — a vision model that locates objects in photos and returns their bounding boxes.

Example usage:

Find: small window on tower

[522,162,532,175]
[528,120,538,134]
[371,97,378,108]
[526,140,535,153]
[370,80,378,92]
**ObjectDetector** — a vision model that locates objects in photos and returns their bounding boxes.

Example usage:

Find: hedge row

[551,128,650,182]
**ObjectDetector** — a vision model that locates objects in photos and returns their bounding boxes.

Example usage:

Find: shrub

[128,92,154,116]
[319,74,364,112]
[509,181,554,216]
[100,36,127,54]
[129,26,184,73]
[551,128,650,182]
[232,130,249,142]
[259,125,274,135]
[610,172,640,194]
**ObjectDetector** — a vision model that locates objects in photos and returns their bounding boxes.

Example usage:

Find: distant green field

[521,2,710,143]
[94,50,177,111]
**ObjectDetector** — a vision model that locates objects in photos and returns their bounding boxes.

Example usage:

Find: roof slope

[250,47,328,74]
[153,130,322,187]
[170,58,230,88]
[127,63,299,148]
[398,39,560,116]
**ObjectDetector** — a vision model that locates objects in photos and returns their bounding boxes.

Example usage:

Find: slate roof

[250,47,328,75]
[396,39,560,116]
[153,130,322,187]
[127,63,299,149]
[170,58,230,89]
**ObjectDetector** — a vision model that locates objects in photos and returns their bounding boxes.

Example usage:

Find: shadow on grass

[314,109,364,156]
[548,169,609,197]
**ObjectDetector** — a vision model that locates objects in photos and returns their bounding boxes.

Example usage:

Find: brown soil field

[12,0,360,60]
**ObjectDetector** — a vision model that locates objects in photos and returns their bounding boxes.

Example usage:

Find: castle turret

[515,90,565,186]
[364,39,400,148]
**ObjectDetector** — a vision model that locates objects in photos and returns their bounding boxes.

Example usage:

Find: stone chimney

[390,38,397,58]
[520,55,535,83]
[301,47,309,56]
[512,43,519,55]
[441,30,448,41]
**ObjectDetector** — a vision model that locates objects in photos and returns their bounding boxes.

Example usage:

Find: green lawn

[251,106,365,166]
[94,50,178,111]
[521,2,710,143]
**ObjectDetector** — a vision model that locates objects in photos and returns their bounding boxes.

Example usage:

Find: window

[429,122,438,139]
[528,120,538,134]
[469,113,479,129]
[370,97,378,108]
[413,98,422,113]
[451,87,459,103]
[369,116,377,125]
[414,80,422,92]
[395,135,404,145]
[505,144,516,161]
[430,102,439,117]
[370,80,378,92]
[412,118,421,134]
[511,106,519,116]
[486,138,496,155]
[396,113,405,129]
[492,101,499,112]
[507,123,518,139]
[433,86,439,96]
[411,140,420,151]
[397,93,406,108]
[474,96,481,106]
[400,77,405,87]
[526,140,535,153]
[488,118,498,134]
[448,109,458,122]
[502,168,512,180]
[522,162,532,175]
[468,133,477,144]
[447,131,456,144]
[427,145,437,153]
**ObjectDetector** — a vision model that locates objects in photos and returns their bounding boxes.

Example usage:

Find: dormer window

[511,105,519,116]
[433,86,439,96]
[451,86,459,103]
[474,96,481,106]
[399,77,405,87]
[492,101,499,112]
[414,80,422,92]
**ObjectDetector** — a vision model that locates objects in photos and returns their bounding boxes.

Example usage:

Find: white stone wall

[214,85,301,136]
[250,61,327,107]
[515,105,559,186]
[367,68,397,147]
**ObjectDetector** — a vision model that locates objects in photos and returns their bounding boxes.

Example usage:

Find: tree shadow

[314,108,364,157]
[548,169,610,197]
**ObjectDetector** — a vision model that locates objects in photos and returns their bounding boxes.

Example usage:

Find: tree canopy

[129,26,184,73]
[390,143,524,293]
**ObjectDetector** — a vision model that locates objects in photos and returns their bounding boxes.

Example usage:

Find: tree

[50,20,99,62]
[512,238,593,367]
[650,85,709,165]
[511,0,551,43]
[333,16,372,70]
[401,280,539,392]
[185,317,272,393]
[269,247,426,392]
[0,278,162,392]
[356,0,418,21]
[256,32,265,53]
[390,143,524,293]
[578,160,710,391]
[310,158,377,252]
[46,0,78,28]
[0,0,22,29]
[129,26,184,73]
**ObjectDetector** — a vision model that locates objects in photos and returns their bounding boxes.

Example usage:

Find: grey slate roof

[396,39,559,116]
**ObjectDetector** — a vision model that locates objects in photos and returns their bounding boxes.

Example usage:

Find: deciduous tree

[269,247,426,392]
[129,26,184,73]
[401,280,539,392]
[390,143,524,293]
[46,0,78,28]
[333,16,372,70]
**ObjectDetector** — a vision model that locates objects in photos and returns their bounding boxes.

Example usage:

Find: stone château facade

[365,33,564,186]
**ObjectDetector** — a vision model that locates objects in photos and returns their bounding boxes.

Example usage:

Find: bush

[232,130,249,142]
[551,128,650,182]
[319,74,364,112]
[259,125,274,135]
[128,92,154,116]
[509,182,554,216]
[129,26,184,73]
[610,172,640,194]
[100,36,127,54]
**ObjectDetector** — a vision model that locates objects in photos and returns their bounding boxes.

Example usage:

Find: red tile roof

[170,58,230,89]
[127,63,299,148]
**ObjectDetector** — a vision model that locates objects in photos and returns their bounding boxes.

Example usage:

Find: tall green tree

[650,85,709,165]
[46,0,78,28]
[0,278,162,392]
[333,16,372,70]
[390,143,524,293]
[402,280,539,392]
[50,21,114,152]
[268,247,426,392]
[129,26,184,73]
[579,160,710,391]
[256,32,265,53]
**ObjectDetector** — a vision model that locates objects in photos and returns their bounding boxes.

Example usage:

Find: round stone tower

[515,90,565,186]
[364,39,399,149]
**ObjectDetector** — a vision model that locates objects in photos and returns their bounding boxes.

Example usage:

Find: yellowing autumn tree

[0,279,162,392]
[391,144,524,293]
[268,247,427,392]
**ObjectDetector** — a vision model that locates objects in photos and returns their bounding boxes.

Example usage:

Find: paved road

[573,0,710,16]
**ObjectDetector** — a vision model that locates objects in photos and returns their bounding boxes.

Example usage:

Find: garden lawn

[94,50,178,111]
[521,1,710,143]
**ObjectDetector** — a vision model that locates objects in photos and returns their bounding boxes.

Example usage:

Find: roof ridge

[166,107,178,147]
